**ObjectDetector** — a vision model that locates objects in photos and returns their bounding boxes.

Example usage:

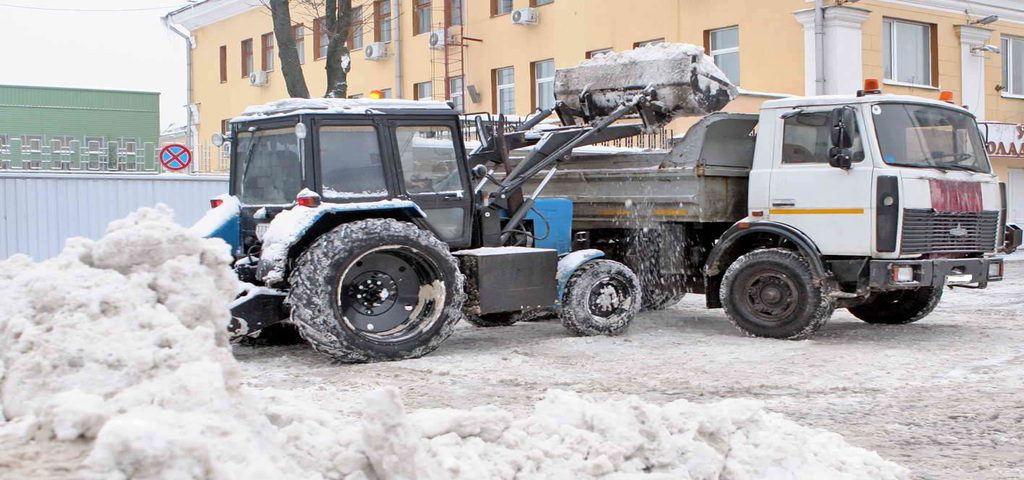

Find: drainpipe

[814,0,826,95]
[392,0,402,98]
[163,13,195,150]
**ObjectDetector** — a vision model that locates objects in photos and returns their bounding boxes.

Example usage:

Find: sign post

[159,144,193,172]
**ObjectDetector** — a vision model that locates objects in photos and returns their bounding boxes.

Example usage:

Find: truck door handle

[771,200,796,207]
[442,192,464,200]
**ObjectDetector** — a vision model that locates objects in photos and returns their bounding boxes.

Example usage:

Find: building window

[219,45,228,83]
[415,81,433,100]
[883,18,934,86]
[531,0,553,6]
[349,94,364,99]
[0,134,8,154]
[533,59,555,110]
[375,1,392,42]
[293,25,306,64]
[493,66,515,115]
[414,0,431,36]
[314,18,329,59]
[634,38,664,48]
[586,48,613,59]
[449,76,464,112]
[381,88,393,98]
[261,33,275,71]
[20,135,42,153]
[221,119,230,135]
[708,26,739,85]
[492,0,512,16]
[1003,35,1024,96]
[349,6,364,50]
[241,38,254,78]
[449,0,463,26]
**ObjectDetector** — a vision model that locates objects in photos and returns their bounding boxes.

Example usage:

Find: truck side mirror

[829,107,855,149]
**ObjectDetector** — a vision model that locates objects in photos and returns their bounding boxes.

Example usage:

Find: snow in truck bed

[0,207,907,479]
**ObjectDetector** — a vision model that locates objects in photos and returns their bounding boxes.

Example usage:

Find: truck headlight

[988,262,1003,279]
[891,265,915,283]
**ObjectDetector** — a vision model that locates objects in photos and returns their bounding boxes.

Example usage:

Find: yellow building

[166,0,1024,175]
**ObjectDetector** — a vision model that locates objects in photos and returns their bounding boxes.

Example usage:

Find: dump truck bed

[527,113,760,229]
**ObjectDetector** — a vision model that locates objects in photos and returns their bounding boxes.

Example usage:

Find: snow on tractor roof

[231,97,454,123]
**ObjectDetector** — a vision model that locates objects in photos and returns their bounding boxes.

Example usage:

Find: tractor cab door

[389,121,474,248]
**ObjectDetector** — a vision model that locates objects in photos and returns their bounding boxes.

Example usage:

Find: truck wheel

[720,248,834,340]
[622,229,687,311]
[287,219,465,363]
[464,312,520,328]
[643,282,687,310]
[559,260,641,336]
[847,287,942,325]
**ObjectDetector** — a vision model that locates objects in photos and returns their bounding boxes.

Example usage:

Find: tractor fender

[257,200,426,286]
[190,194,242,255]
[704,221,829,281]
[555,249,605,304]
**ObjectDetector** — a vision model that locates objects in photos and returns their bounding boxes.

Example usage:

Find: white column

[794,6,871,96]
[957,25,994,120]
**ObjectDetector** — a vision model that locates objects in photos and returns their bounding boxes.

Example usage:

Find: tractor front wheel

[288,219,465,363]
[559,260,642,336]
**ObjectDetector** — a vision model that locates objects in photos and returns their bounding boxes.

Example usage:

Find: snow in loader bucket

[555,43,739,127]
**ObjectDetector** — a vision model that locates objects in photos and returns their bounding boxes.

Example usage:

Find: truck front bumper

[868,257,1004,290]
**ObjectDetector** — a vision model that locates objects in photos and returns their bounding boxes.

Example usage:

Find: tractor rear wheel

[287,219,465,363]
[559,259,642,336]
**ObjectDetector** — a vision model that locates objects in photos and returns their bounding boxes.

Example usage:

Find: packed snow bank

[0,207,906,479]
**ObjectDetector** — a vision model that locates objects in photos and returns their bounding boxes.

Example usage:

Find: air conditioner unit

[428,29,449,50]
[365,42,389,60]
[249,71,268,87]
[512,8,539,25]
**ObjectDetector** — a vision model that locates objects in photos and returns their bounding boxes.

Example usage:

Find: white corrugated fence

[1,173,229,259]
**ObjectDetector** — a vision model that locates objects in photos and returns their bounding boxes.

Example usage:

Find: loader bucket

[554,43,739,126]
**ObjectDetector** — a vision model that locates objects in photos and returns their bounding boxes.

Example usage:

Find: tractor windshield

[318,125,389,199]
[234,127,303,205]
[873,103,991,174]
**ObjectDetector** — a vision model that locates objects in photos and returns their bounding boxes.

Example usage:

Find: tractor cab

[221,98,475,259]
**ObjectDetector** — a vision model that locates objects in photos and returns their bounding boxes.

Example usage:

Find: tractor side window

[319,126,388,199]
[395,126,462,194]
[781,111,864,164]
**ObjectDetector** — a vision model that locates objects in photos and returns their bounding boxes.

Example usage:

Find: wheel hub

[338,251,433,335]
[348,272,398,316]
[744,273,798,323]
[588,277,628,318]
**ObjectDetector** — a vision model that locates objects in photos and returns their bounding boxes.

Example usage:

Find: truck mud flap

[228,288,289,336]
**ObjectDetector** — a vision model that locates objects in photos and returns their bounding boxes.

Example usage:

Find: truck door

[390,122,473,248]
[767,108,874,255]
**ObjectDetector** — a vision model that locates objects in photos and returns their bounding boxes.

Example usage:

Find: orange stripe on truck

[769,208,865,215]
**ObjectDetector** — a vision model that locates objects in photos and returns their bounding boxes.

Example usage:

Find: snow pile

[555,43,739,124]
[0,208,906,479]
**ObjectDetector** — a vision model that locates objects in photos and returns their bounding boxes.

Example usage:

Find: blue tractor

[197,93,687,362]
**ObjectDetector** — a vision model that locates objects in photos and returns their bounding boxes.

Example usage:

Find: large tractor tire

[720,248,834,340]
[287,219,465,363]
[559,259,642,336]
[847,287,943,325]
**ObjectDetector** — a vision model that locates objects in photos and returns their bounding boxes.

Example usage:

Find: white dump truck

[526,77,1021,339]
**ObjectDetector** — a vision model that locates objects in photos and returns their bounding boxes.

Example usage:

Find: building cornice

[165,0,263,31]
[874,0,1024,25]
[794,6,871,29]
[956,25,995,44]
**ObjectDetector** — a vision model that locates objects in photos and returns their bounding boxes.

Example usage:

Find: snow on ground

[0,210,915,479]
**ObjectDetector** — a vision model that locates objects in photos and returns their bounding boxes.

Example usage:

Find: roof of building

[230,97,455,123]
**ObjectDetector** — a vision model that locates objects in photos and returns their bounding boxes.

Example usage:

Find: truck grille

[900,209,999,255]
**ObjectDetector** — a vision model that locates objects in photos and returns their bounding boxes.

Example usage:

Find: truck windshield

[873,103,991,173]
[234,127,303,205]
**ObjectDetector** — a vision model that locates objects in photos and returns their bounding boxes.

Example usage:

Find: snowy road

[236,260,1024,480]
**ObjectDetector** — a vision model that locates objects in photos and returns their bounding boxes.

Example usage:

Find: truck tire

[621,229,687,311]
[287,219,465,363]
[464,311,520,328]
[720,248,834,340]
[847,287,942,325]
[559,259,642,336]
[643,283,687,311]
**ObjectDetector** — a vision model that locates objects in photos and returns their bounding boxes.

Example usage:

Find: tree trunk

[269,0,310,99]
[324,0,353,98]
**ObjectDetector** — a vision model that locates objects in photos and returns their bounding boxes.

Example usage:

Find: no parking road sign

[160,144,193,171]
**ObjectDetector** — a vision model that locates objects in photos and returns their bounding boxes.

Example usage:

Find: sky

[0,0,191,130]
